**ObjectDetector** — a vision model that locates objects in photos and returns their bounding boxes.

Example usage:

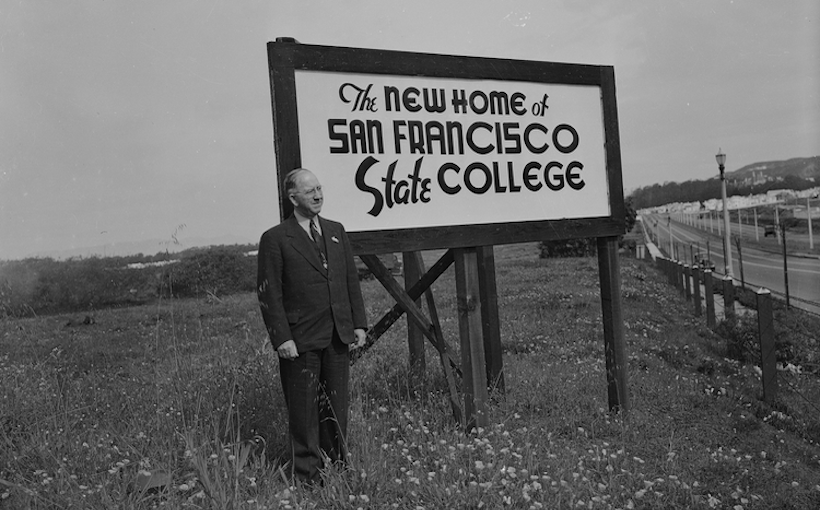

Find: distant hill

[629,156,819,209]
[19,234,255,261]
[728,156,820,184]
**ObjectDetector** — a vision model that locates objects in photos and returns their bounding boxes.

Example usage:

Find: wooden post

[808,196,814,250]
[754,207,759,242]
[734,237,746,291]
[358,253,463,426]
[416,253,463,425]
[476,246,505,394]
[454,247,489,431]
[597,237,630,412]
[704,269,716,329]
[403,252,426,385]
[692,265,702,317]
[684,264,692,301]
[736,210,742,238]
[781,223,791,309]
[669,259,676,287]
[756,288,777,403]
[722,275,735,320]
[671,258,676,285]
[677,262,685,294]
[671,259,680,290]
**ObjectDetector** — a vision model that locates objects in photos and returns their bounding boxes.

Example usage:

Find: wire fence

[639,214,820,315]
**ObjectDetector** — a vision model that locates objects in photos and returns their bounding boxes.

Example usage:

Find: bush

[538,238,597,258]
[537,198,638,259]
[0,257,154,317]
[161,247,256,299]
[715,316,758,362]
[0,244,259,317]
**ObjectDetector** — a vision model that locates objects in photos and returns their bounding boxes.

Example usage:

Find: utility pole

[716,149,733,277]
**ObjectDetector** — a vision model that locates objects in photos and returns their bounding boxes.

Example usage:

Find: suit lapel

[285,216,327,274]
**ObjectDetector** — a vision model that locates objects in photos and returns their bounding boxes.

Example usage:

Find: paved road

[642,214,820,315]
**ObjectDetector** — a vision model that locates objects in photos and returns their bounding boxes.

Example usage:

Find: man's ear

[287,194,298,206]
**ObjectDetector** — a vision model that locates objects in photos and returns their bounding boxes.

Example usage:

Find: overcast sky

[1,0,818,260]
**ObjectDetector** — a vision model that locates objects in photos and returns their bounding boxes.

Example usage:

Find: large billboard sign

[268,41,625,254]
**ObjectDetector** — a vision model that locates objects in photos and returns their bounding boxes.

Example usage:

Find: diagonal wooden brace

[355,251,463,426]
[409,251,463,426]
[353,251,461,377]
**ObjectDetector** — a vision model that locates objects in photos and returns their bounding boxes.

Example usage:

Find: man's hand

[277,340,299,360]
[352,328,367,349]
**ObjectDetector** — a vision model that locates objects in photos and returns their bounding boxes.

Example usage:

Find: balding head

[285,168,323,218]
[284,168,314,194]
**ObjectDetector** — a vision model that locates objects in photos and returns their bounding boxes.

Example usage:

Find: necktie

[310,220,327,268]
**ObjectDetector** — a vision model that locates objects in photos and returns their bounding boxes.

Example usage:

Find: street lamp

[716,148,734,277]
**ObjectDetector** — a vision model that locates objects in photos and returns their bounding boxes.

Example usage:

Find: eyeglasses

[293,185,322,198]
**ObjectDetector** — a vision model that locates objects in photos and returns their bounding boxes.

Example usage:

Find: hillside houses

[640,186,820,215]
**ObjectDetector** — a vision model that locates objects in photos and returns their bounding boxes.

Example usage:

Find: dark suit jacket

[257,215,367,352]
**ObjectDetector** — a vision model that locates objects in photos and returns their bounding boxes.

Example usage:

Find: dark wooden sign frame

[267,39,630,429]
[267,39,626,254]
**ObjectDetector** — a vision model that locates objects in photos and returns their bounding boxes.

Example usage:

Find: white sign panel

[294,70,610,232]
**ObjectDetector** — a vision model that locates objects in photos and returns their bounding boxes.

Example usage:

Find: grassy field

[1,244,819,509]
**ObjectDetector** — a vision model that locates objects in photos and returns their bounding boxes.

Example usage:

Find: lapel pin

[331,236,339,243]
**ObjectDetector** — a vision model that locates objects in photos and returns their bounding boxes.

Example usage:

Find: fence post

[669,259,676,287]
[704,269,716,329]
[692,265,702,316]
[756,288,777,403]
[684,264,692,301]
[722,276,735,320]
[735,237,746,291]
[676,261,684,293]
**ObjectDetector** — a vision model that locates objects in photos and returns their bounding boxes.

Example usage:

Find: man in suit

[257,168,368,484]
